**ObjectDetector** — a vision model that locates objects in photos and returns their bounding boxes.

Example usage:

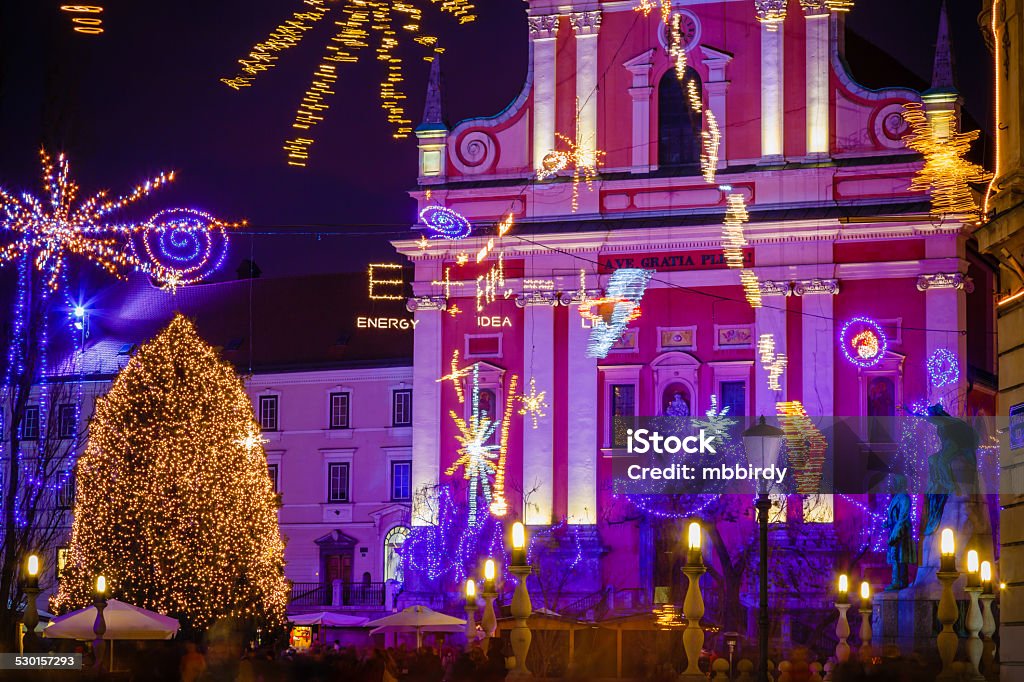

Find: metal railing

[288,581,387,608]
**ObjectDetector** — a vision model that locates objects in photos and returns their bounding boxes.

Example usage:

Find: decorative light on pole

[979,561,997,675]
[742,416,784,682]
[680,521,707,681]
[508,521,533,678]
[22,554,41,653]
[936,529,960,681]
[834,574,852,664]
[964,550,985,681]
[464,579,478,651]
[481,559,498,640]
[858,581,873,662]
[93,575,108,672]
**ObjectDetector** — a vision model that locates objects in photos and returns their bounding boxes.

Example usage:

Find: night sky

[0,1,989,278]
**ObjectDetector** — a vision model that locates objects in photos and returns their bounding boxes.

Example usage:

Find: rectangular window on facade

[391,461,412,501]
[610,384,636,447]
[392,390,412,427]
[58,404,77,439]
[329,392,350,429]
[267,463,279,493]
[57,547,68,577]
[720,381,746,417]
[21,405,40,441]
[259,395,279,431]
[56,474,75,509]
[327,462,350,503]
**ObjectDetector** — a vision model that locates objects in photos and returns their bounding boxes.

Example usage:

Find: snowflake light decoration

[222,0,476,167]
[692,394,737,444]
[445,365,515,524]
[235,424,270,453]
[516,377,549,429]
[536,103,606,212]
[0,150,192,291]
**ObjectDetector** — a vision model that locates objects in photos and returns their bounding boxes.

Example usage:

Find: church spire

[929,1,957,94]
[418,56,446,132]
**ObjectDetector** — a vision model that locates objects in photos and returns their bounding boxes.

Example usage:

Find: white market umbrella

[366,605,466,649]
[43,599,180,640]
[287,612,369,628]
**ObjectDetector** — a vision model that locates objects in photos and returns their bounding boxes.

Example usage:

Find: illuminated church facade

[391,0,997,645]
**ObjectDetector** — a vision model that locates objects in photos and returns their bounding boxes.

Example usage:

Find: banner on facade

[598,248,754,274]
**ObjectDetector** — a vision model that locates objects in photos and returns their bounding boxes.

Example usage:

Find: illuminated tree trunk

[52,315,287,635]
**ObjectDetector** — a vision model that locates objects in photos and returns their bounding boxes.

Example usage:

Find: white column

[529,14,559,172]
[702,47,733,171]
[922,281,968,409]
[623,50,655,173]
[755,289,789,418]
[571,11,601,165]
[409,301,444,526]
[804,6,830,156]
[566,298,598,524]
[800,291,835,416]
[760,23,785,161]
[520,296,557,525]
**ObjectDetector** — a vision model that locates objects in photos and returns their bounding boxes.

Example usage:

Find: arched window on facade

[384,525,410,585]
[657,67,702,169]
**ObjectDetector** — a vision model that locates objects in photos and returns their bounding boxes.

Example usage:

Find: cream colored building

[977,1,1024,678]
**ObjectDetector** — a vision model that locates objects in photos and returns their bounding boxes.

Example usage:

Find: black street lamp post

[742,416,784,682]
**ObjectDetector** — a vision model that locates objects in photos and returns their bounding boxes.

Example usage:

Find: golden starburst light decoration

[516,377,549,429]
[0,150,207,291]
[222,0,476,167]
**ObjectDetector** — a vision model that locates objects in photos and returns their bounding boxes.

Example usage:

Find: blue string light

[419,205,472,240]
[926,348,960,388]
[839,316,887,368]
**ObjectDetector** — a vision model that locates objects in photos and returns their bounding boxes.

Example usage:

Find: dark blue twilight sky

[0,1,988,278]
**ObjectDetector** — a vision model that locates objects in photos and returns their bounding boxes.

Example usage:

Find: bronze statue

[922,404,979,536]
[885,474,917,590]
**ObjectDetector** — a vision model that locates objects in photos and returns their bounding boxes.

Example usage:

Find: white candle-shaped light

[687,521,702,565]
[484,559,496,593]
[860,581,872,608]
[466,578,476,602]
[981,561,993,594]
[511,521,527,566]
[967,550,980,588]
[940,528,956,572]
[838,574,849,604]
[95,575,107,596]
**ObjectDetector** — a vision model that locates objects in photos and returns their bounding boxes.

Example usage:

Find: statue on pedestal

[884,474,917,591]
[922,404,979,537]
[665,392,690,417]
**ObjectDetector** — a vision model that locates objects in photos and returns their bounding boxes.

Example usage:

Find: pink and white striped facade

[393,0,997,600]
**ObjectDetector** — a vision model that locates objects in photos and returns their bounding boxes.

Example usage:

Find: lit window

[329,392,350,429]
[328,462,350,503]
[391,461,411,501]
[610,384,636,447]
[392,390,412,427]
[384,526,410,584]
[57,547,68,577]
[720,381,746,417]
[259,395,279,432]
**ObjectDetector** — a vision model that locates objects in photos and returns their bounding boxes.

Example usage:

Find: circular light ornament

[135,208,231,286]
[840,316,887,368]
[927,348,960,388]
[419,205,472,240]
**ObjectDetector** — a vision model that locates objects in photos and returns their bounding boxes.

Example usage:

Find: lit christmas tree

[52,315,288,632]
